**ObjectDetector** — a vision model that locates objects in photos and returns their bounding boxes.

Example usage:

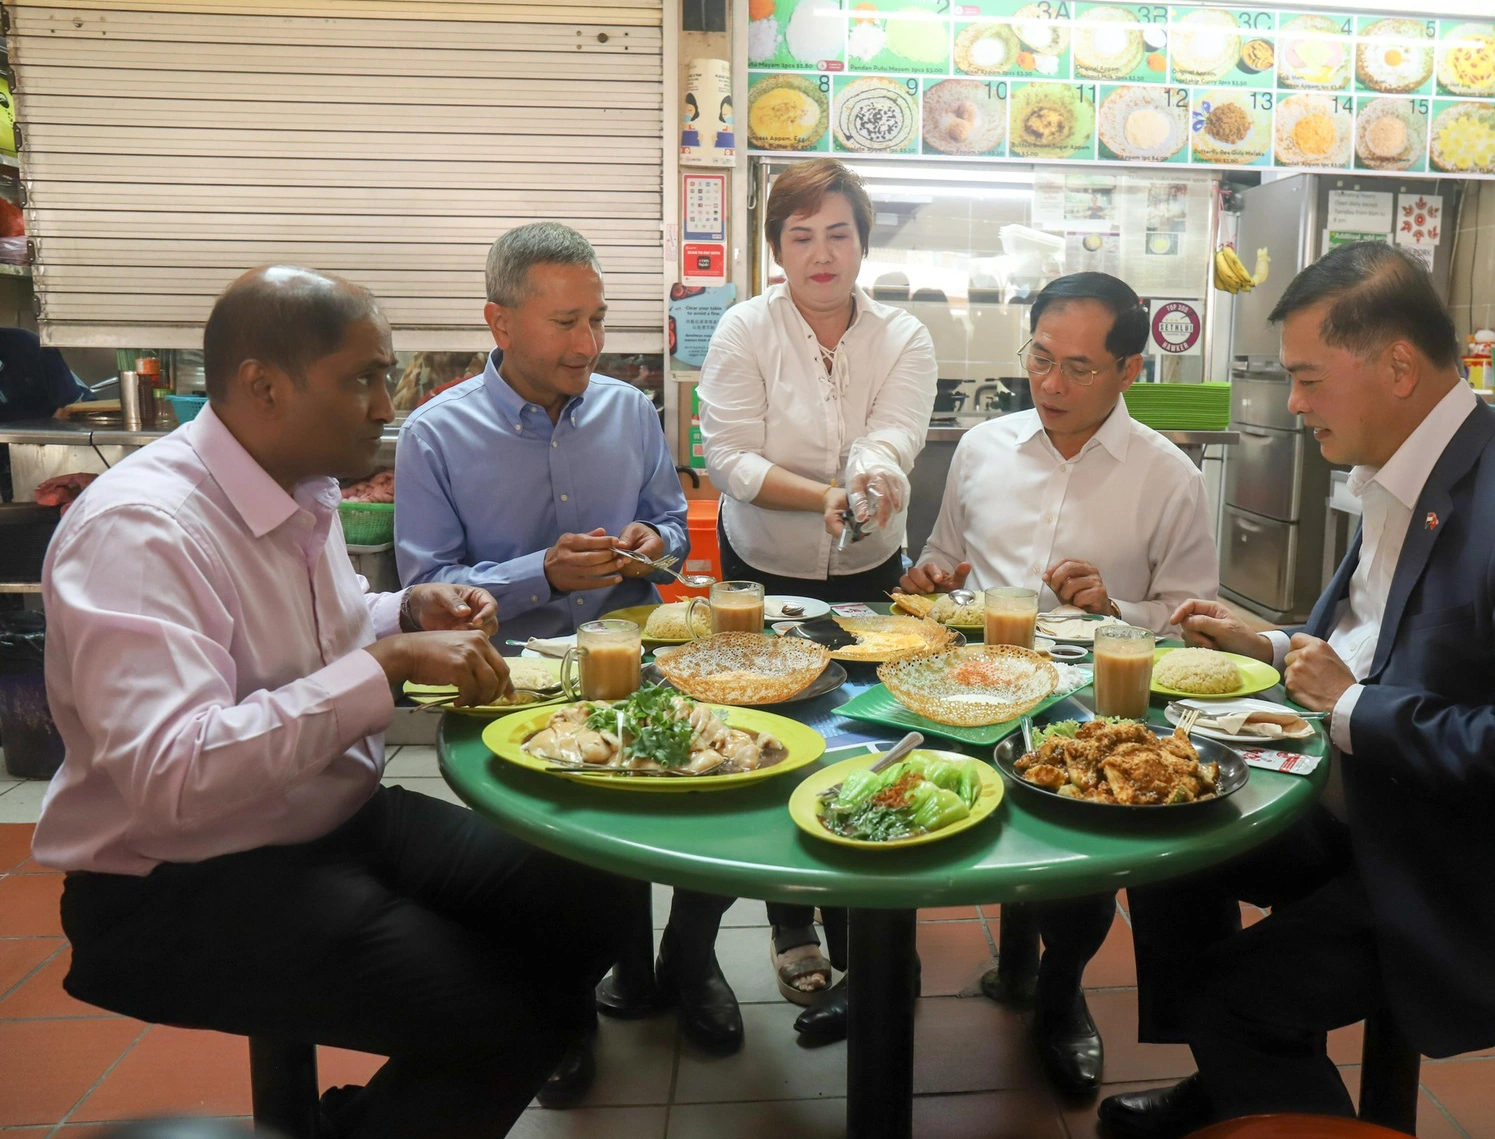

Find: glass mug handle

[559,646,585,700]
[684,596,710,640]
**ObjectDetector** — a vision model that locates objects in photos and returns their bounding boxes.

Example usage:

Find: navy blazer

[1303,398,1495,1057]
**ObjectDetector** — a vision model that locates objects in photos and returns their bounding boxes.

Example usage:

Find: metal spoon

[948,589,978,607]
[613,545,716,590]
[818,730,925,801]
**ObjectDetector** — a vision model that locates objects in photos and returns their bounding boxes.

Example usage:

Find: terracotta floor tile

[58,1125,252,1138]
[1082,915,1136,990]
[913,996,1043,1094]
[71,1024,253,1122]
[1241,903,1268,927]
[0,1129,54,1138]
[914,1088,1067,1139]
[1085,989,1195,1086]
[1418,1056,1495,1139]
[318,1045,385,1092]
[1327,1020,1364,1067]
[1060,1079,1174,1139]
[0,946,117,1019]
[16,857,63,875]
[916,921,995,998]
[0,822,35,872]
[921,906,980,921]
[0,1017,144,1126]
[0,936,62,1001]
[1336,1066,1469,1139]
[0,873,65,937]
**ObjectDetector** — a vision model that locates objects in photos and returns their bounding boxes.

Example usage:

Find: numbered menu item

[1170,9,1240,84]
[1430,101,1495,173]
[923,78,1008,155]
[851,4,952,73]
[1275,92,1353,167]
[1355,18,1434,95]
[1355,96,1428,171]
[1010,81,1097,157]
[1074,6,1160,82]
[1437,23,1495,98]
[1191,89,1273,164]
[955,5,1070,79]
[1277,13,1351,91]
[835,75,921,151]
[749,0,846,70]
[1099,85,1189,160]
[748,73,830,150]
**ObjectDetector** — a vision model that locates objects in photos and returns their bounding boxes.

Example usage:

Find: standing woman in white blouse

[698,158,937,1042]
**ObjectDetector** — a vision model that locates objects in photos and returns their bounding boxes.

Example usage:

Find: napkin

[524,637,574,659]
[1186,707,1313,740]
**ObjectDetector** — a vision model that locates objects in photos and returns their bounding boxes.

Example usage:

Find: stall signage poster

[669,283,736,369]
[683,173,727,242]
[1395,193,1443,245]
[1326,190,1393,232]
[1326,229,1389,249]
[746,4,1495,181]
[682,242,727,287]
[1149,299,1203,355]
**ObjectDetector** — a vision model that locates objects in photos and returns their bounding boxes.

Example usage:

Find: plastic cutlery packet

[1173,699,1314,740]
[1235,749,1323,777]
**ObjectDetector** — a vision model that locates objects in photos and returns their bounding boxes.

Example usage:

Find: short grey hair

[484,222,601,306]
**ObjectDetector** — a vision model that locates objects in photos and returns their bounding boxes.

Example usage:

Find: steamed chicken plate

[522,686,785,775]
[1016,719,1219,805]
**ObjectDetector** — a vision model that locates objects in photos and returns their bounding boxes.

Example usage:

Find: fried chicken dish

[1014,719,1219,805]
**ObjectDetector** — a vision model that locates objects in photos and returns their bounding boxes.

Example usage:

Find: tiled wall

[1450,182,1494,346]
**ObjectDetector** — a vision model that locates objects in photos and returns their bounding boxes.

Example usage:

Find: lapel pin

[1425,512,1439,530]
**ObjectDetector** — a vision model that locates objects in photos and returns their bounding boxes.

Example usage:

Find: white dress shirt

[698,282,937,578]
[1266,381,1478,757]
[917,401,1219,635]
[33,406,402,875]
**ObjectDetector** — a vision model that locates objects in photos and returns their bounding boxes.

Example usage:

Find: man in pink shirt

[33,266,629,1138]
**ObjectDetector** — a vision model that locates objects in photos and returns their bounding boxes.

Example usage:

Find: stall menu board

[746,2,1495,177]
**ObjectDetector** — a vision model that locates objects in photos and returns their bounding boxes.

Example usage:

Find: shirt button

[513,423,522,431]
[552,441,558,448]
[560,494,569,502]
[531,594,539,603]
[577,597,585,605]
[1031,564,1042,574]
[1044,515,1054,523]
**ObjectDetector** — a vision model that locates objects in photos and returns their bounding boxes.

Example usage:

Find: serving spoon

[818,730,925,801]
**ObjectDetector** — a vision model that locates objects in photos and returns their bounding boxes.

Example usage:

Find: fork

[1175,706,1203,736]
[418,685,565,712]
[613,546,716,589]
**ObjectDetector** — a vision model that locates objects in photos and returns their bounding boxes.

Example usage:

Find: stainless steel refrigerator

[1219,173,1456,623]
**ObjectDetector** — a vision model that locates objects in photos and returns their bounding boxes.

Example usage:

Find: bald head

[203,266,384,402]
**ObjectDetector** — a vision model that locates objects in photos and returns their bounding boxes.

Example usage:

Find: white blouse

[917,402,1219,635]
[698,283,937,579]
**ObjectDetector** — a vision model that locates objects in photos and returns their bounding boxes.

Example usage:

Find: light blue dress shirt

[394,350,689,643]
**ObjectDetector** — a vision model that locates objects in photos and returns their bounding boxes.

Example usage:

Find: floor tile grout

[1420,1083,1477,1139]
[0,940,68,1006]
[52,1019,153,1131]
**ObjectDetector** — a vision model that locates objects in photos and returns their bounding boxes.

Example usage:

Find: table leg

[847,907,917,1139]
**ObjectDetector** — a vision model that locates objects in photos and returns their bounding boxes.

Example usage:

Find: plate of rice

[1150,647,1280,699]
[605,603,710,646]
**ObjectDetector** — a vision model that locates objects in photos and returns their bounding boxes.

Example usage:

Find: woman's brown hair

[765,158,873,259]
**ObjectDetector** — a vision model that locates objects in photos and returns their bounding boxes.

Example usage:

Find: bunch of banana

[1214,244,1256,293]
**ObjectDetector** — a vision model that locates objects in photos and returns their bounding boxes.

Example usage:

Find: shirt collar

[768,281,874,333]
[189,403,335,538]
[1349,381,1478,509]
[1015,396,1132,463]
[481,348,586,428]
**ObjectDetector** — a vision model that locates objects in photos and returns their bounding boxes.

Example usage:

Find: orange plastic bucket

[658,498,719,602]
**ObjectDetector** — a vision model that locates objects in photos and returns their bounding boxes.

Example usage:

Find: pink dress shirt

[32,405,402,875]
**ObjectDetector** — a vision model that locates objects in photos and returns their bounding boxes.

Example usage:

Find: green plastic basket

[338,502,395,545]
[1123,382,1232,431]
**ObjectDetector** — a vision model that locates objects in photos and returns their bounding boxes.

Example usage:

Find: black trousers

[721,518,904,947]
[60,786,630,1139]
[1127,810,1375,1118]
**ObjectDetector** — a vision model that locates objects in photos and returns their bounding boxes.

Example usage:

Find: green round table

[440,673,1327,1139]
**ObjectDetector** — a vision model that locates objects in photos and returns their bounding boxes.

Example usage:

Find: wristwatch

[1107,599,1122,618]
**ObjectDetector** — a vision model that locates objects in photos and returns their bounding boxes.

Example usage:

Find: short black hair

[1267,241,1458,370]
[1030,272,1149,359]
[202,267,382,401]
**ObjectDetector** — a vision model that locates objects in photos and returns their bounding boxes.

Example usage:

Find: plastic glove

[844,438,910,531]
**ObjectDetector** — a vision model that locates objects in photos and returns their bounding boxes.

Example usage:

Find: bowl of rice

[1152,648,1244,695]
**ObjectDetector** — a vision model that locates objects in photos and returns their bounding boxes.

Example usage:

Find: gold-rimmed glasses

[1017,338,1128,387]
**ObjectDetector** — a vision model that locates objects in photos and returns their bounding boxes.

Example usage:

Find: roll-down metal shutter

[5,0,667,351]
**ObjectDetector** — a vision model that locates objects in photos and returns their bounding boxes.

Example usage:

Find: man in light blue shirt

[395,226,687,642]
[394,223,742,1099]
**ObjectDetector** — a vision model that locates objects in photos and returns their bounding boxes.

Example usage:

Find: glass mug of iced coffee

[561,619,643,701]
[1092,625,1155,720]
[984,587,1039,649]
[686,580,766,637]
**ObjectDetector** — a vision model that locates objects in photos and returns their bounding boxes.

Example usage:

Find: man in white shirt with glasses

[901,271,1219,1097]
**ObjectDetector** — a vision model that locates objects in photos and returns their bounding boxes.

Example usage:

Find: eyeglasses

[1017,338,1127,387]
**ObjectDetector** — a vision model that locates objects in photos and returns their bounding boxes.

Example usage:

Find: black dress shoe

[596,960,661,1019]
[794,974,848,1044]
[656,933,743,1054]
[1098,1074,1212,1139]
[980,965,1038,1009]
[317,1084,365,1139]
[537,1028,598,1109]
[1033,992,1103,1097]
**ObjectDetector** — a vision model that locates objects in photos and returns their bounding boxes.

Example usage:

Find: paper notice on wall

[1065,231,1121,276]
[1403,245,1436,271]
[1326,190,1394,233]
[1395,194,1443,247]
[1325,230,1389,250]
[681,57,734,167]
[669,283,735,369]
[1031,173,1066,231]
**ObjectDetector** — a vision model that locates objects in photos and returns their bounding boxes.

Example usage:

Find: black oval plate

[641,659,848,706]
[992,708,1248,812]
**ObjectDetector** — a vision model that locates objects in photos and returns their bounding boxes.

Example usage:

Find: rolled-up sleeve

[858,319,937,473]
[48,507,394,834]
[395,421,552,617]
[699,309,776,504]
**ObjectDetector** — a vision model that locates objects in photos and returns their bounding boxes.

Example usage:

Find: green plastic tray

[835,672,1093,746]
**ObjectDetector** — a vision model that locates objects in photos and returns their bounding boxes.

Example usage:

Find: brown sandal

[771,928,832,1006]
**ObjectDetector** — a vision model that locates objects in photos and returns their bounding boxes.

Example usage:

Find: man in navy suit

[1098,240,1495,1138]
